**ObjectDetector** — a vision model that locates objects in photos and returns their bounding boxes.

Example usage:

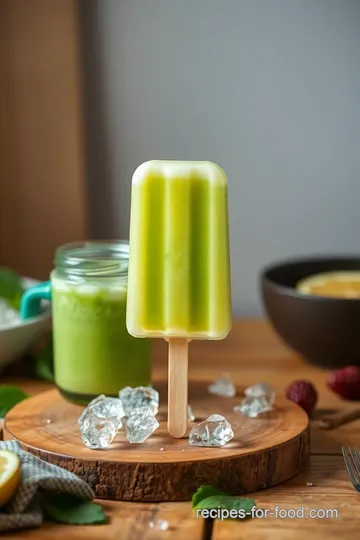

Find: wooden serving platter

[4,381,309,502]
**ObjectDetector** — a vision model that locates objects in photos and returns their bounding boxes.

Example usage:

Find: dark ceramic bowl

[260,256,360,369]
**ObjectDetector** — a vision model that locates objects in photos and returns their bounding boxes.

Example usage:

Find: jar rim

[55,240,129,279]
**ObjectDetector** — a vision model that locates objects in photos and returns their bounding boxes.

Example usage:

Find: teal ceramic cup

[20,241,151,404]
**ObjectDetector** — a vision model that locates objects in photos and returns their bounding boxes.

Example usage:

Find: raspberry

[327,366,360,400]
[285,380,318,415]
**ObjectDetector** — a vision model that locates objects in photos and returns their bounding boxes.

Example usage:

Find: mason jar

[21,240,151,403]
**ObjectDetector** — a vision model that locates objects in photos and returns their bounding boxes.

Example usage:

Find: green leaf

[192,485,256,520]
[0,385,29,417]
[192,485,228,508]
[0,267,24,310]
[195,495,256,514]
[42,493,107,525]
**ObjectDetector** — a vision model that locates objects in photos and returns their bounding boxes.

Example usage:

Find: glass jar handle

[20,281,52,319]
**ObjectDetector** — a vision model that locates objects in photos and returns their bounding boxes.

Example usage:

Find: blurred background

[1,0,360,316]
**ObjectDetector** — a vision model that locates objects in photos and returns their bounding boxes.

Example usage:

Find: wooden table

[1,318,360,539]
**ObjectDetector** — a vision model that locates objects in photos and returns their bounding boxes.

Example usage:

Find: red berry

[285,380,318,415]
[327,366,360,400]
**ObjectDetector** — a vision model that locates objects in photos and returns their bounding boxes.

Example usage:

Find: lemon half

[0,450,21,506]
[296,271,360,298]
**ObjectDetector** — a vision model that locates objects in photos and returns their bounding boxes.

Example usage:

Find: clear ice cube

[234,396,273,418]
[189,414,234,447]
[125,405,159,443]
[244,382,275,405]
[78,395,124,426]
[119,386,159,416]
[80,411,122,449]
[208,374,236,397]
[234,382,275,418]
[188,405,195,422]
[0,298,21,328]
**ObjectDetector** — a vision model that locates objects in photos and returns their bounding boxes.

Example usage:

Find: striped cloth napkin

[0,440,95,532]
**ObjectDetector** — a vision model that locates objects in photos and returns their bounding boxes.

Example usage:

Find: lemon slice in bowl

[296,271,360,298]
[0,450,21,506]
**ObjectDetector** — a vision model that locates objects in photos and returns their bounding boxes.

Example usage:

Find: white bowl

[0,278,51,373]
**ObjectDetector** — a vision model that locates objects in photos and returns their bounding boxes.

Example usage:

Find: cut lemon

[296,271,360,298]
[0,450,21,507]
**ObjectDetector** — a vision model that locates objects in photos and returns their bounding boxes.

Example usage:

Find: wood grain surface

[4,381,309,501]
[1,318,360,539]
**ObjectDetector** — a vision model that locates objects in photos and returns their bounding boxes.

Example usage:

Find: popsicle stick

[168,338,189,438]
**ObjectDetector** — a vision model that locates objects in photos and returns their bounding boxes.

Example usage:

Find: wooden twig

[319,408,360,430]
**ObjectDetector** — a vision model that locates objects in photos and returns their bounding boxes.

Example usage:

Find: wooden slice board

[4,381,309,502]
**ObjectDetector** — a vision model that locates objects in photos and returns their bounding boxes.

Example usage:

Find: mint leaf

[0,385,28,417]
[0,268,24,310]
[192,485,256,520]
[42,493,107,525]
[192,485,228,508]
[195,495,256,514]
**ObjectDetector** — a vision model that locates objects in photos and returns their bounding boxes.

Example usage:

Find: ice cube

[189,414,234,447]
[78,395,124,426]
[0,298,21,328]
[119,386,159,416]
[244,382,275,405]
[208,374,236,397]
[125,405,159,443]
[234,396,273,418]
[80,410,122,449]
[234,382,276,418]
[188,405,195,422]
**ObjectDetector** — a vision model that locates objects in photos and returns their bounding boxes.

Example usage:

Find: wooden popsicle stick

[167,338,189,438]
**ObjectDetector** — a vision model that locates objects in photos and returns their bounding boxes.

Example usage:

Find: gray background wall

[82,0,360,316]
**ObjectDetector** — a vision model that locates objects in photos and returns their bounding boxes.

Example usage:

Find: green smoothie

[51,272,151,402]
